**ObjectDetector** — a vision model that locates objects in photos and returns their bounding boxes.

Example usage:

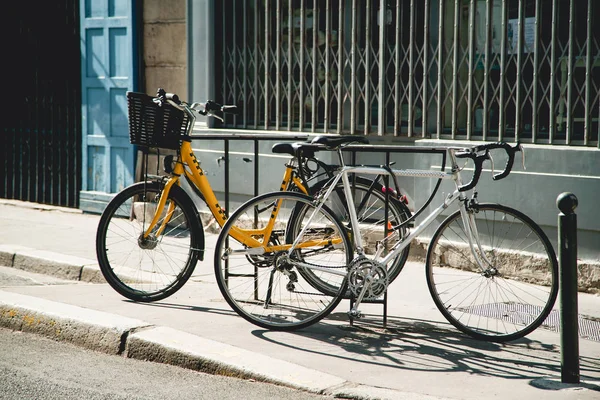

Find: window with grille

[215,0,599,147]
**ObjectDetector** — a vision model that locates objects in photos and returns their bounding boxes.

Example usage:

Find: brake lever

[488,152,495,177]
[209,112,224,122]
[189,102,223,121]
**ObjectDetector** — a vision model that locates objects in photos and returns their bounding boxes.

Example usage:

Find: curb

[0,199,84,214]
[0,244,106,284]
[125,326,347,393]
[0,290,344,393]
[0,291,147,355]
[0,290,454,400]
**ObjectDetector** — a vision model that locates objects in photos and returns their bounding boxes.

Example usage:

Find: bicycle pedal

[348,308,362,319]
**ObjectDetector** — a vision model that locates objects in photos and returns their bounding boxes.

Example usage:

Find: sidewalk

[0,199,599,400]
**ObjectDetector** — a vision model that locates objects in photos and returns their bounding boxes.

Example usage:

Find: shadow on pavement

[249,312,600,386]
[119,296,600,391]
[123,299,239,318]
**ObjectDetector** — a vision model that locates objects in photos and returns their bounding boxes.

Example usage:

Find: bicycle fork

[140,147,199,242]
[140,178,179,239]
[140,157,187,242]
[459,197,497,275]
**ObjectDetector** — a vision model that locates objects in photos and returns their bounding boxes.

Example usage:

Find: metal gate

[0,2,81,208]
[216,0,599,147]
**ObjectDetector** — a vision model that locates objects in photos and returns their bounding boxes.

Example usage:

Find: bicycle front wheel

[214,192,352,330]
[96,181,203,302]
[426,203,558,342]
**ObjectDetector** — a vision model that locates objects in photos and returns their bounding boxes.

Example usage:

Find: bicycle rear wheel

[214,192,351,330]
[298,176,411,297]
[426,203,558,342]
[96,181,203,302]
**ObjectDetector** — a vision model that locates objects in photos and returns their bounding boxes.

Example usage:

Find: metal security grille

[216,0,599,147]
[0,1,82,207]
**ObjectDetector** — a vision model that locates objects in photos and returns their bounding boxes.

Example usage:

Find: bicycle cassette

[348,256,388,300]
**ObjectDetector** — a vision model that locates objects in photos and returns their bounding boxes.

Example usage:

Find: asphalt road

[0,326,333,400]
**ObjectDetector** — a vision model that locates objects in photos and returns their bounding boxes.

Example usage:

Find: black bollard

[556,192,580,384]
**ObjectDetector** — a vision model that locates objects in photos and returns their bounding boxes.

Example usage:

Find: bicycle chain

[289,289,330,296]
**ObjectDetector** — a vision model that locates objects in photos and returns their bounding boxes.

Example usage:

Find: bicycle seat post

[335,146,346,167]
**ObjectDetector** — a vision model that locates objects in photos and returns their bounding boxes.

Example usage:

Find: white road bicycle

[214,136,558,342]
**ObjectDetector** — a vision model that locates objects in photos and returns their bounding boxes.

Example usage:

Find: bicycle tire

[214,191,351,330]
[294,176,411,297]
[96,181,203,302]
[425,203,558,342]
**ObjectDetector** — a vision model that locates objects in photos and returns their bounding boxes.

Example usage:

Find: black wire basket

[127,91,191,150]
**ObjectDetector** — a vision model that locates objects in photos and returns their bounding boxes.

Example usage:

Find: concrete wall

[142,0,187,98]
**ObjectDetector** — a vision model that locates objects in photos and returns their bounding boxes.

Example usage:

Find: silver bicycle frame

[287,147,495,278]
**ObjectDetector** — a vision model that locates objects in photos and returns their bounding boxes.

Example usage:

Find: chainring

[347,256,388,300]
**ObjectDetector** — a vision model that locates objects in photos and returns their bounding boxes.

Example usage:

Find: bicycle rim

[426,203,558,342]
[214,192,351,330]
[96,182,200,302]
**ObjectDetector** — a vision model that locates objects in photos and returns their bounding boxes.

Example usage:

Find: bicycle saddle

[311,135,369,148]
[272,142,324,158]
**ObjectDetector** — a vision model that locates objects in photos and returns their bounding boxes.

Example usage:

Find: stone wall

[143,0,187,98]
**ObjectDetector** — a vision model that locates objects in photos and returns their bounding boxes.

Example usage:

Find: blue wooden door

[80,0,138,212]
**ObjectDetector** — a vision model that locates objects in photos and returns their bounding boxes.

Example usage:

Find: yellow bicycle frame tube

[143,141,315,252]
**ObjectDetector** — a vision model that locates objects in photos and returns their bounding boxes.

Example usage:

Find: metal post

[556,192,580,384]
[224,140,229,218]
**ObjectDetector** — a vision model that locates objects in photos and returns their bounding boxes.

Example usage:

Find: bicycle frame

[287,148,495,279]
[139,139,329,253]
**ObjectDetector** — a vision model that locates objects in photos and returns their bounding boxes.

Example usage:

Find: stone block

[144,22,187,66]
[0,292,148,355]
[12,250,87,281]
[145,66,187,100]
[143,0,186,22]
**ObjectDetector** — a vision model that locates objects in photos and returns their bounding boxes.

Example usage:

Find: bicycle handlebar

[455,142,522,192]
[155,88,237,121]
[156,88,181,105]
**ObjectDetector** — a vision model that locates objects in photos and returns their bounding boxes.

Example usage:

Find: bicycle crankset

[348,256,388,300]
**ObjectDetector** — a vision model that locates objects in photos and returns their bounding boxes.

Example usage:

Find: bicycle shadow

[251,311,600,388]
[122,299,239,318]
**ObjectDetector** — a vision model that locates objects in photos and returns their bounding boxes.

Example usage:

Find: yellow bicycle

[95,89,411,307]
